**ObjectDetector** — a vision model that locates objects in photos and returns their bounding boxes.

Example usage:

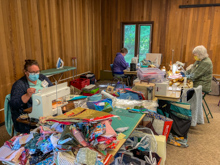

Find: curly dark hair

[24,59,40,71]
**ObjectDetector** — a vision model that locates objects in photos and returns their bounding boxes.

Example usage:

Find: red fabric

[124,88,146,100]
[45,120,73,125]
[85,114,116,122]
[19,149,29,165]
[103,154,113,165]
[82,90,99,96]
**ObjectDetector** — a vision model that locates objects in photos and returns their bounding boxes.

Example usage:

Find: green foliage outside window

[123,25,151,64]
[124,25,136,63]
[139,26,151,62]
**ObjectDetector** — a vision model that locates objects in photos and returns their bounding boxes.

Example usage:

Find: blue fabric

[87,99,113,111]
[88,94,102,102]
[118,93,140,100]
[9,74,53,133]
[114,72,124,75]
[113,53,129,73]
[4,94,13,136]
[170,102,192,117]
[118,89,144,100]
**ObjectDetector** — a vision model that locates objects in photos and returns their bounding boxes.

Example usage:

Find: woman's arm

[10,81,27,110]
[189,61,212,80]
[119,56,129,69]
[21,88,36,103]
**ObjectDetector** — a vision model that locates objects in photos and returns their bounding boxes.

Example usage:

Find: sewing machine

[172,61,185,74]
[29,82,70,119]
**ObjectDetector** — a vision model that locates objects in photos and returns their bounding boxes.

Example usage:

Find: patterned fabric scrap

[12,140,21,150]
[29,149,53,164]
[19,149,29,165]
[89,123,106,141]
[57,151,75,165]
[25,133,41,154]
[4,135,20,149]
[36,156,54,165]
[75,147,98,165]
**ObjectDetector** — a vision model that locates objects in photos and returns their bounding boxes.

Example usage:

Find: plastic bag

[128,128,157,153]
[87,99,113,112]
[114,99,158,111]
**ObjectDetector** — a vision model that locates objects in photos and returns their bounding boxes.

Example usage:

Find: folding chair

[202,92,213,123]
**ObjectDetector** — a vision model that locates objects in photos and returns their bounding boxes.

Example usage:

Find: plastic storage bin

[70,78,90,90]
[80,73,96,84]
[137,68,165,83]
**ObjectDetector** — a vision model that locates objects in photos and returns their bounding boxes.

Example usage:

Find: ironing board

[41,66,76,83]
[108,108,145,156]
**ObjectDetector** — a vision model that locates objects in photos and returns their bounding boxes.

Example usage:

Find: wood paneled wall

[1,0,220,123]
[101,0,220,74]
[0,0,102,121]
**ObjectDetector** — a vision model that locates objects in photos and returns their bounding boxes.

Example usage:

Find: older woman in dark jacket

[10,60,53,133]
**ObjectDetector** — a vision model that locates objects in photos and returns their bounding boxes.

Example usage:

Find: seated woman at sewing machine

[113,48,129,74]
[9,59,53,133]
[186,45,213,93]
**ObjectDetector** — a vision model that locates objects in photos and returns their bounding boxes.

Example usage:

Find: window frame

[121,21,154,58]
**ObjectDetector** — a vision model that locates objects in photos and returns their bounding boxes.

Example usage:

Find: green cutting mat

[111,108,144,138]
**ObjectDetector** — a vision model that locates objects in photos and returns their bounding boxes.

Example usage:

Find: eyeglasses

[28,71,40,75]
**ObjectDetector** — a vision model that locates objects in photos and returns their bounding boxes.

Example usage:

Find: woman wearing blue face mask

[9,59,53,133]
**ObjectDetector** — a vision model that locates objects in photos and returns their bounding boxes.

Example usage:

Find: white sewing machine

[29,82,70,119]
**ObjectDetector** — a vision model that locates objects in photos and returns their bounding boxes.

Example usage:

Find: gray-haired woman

[186,45,213,92]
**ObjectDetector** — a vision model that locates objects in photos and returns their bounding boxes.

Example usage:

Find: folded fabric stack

[0,107,119,165]
[82,84,99,96]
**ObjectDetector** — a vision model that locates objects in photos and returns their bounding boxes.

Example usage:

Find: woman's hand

[27,88,36,97]
[21,88,36,103]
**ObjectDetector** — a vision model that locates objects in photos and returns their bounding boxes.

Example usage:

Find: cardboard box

[100,70,113,80]
[132,82,155,100]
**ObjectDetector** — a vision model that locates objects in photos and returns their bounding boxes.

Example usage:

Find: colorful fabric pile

[0,108,119,165]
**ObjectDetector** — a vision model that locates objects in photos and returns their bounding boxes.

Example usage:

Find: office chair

[4,94,16,137]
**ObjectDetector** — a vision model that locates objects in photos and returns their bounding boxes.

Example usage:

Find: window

[121,22,153,63]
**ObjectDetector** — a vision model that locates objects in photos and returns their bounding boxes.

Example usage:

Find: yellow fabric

[117,133,126,140]
[48,107,113,121]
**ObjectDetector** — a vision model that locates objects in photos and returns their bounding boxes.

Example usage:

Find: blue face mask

[29,73,39,81]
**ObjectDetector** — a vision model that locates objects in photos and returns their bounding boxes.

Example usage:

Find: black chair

[202,92,213,123]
